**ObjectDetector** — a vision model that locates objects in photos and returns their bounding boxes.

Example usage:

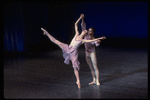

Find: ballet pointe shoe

[76,81,81,89]
[41,28,45,31]
[41,28,46,35]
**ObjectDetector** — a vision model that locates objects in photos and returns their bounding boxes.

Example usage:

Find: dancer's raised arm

[81,15,86,31]
[75,14,84,35]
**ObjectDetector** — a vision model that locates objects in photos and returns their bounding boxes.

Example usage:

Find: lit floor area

[4,46,148,99]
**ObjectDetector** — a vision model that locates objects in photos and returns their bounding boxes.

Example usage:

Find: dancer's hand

[80,14,84,18]
[97,36,106,40]
[101,36,106,40]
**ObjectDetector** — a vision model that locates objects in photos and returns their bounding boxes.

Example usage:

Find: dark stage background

[3,2,148,54]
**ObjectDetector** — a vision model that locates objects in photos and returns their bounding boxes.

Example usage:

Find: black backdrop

[3,2,148,54]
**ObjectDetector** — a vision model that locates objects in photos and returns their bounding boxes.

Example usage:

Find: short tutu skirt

[62,43,80,70]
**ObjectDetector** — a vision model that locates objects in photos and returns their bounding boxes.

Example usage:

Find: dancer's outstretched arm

[98,36,106,40]
[82,36,106,44]
[82,38,99,43]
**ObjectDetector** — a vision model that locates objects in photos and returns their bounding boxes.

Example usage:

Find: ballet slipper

[96,82,100,85]
[89,81,96,85]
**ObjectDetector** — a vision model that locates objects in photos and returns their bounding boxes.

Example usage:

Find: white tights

[86,51,100,84]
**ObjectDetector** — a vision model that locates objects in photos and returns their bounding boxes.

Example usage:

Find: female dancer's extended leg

[41,28,65,49]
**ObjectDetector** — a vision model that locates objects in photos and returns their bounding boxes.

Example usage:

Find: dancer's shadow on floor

[100,67,147,84]
[79,67,147,88]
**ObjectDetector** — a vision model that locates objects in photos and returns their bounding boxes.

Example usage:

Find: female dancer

[81,15,106,85]
[41,14,105,89]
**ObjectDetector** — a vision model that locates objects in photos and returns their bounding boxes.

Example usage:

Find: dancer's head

[88,27,95,35]
[81,30,88,37]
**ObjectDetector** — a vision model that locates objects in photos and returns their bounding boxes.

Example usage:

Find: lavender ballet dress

[62,34,82,70]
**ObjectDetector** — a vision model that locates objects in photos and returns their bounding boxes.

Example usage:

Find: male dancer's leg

[86,52,96,85]
[91,51,100,85]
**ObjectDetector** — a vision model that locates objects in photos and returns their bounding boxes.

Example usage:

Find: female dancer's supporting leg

[73,68,81,89]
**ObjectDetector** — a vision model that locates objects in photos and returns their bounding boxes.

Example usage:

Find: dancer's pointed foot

[41,28,45,31]
[76,81,81,89]
[89,81,96,85]
[41,28,46,35]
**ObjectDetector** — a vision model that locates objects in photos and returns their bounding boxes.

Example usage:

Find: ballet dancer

[41,14,105,89]
[81,15,106,85]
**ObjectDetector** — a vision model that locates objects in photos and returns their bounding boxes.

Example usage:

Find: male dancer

[81,15,106,85]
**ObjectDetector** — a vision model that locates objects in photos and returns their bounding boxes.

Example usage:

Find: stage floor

[4,46,148,99]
